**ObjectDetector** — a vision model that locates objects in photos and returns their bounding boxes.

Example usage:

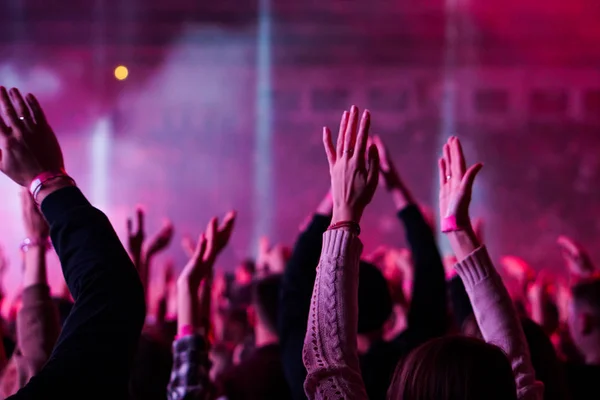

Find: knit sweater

[303,231,543,400]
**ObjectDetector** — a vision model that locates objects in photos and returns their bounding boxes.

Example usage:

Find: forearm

[398,206,447,337]
[16,284,60,368]
[303,229,367,400]
[23,247,48,287]
[279,215,330,399]
[167,334,213,400]
[177,284,200,334]
[390,185,415,212]
[455,247,543,400]
[10,186,146,399]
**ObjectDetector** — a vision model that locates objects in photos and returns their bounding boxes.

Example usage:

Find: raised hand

[500,255,535,290]
[323,106,379,225]
[557,235,596,279]
[438,137,483,261]
[20,188,49,240]
[373,135,415,211]
[438,136,482,227]
[126,207,145,263]
[177,211,236,290]
[0,87,64,186]
[145,220,174,258]
[177,212,236,334]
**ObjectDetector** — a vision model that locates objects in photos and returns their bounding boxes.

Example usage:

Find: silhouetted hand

[146,220,174,258]
[126,207,145,263]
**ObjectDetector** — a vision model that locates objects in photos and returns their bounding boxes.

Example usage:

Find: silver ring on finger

[18,116,25,121]
[446,175,451,182]
[344,148,354,155]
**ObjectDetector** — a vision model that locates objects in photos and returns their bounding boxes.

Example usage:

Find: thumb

[366,143,380,193]
[460,163,483,195]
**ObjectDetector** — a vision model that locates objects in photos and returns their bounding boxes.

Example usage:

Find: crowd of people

[0,86,595,400]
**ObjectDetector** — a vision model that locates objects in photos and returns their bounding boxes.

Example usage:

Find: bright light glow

[90,117,111,211]
[114,65,129,80]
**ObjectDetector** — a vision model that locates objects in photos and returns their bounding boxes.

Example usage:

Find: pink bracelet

[29,171,75,204]
[176,325,195,339]
[441,216,463,233]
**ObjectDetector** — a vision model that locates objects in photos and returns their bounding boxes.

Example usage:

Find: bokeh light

[114,65,129,80]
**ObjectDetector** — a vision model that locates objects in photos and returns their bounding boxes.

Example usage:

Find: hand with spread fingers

[557,235,596,280]
[438,136,483,260]
[0,87,64,186]
[177,212,236,334]
[322,105,379,226]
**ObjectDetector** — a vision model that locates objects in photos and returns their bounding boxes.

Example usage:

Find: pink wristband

[176,325,195,339]
[29,170,74,203]
[441,216,463,233]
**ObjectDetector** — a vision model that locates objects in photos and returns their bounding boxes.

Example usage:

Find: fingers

[323,127,336,167]
[373,135,389,170]
[136,207,145,235]
[449,136,467,178]
[194,233,208,262]
[219,211,237,240]
[0,87,21,135]
[438,157,447,187]
[204,217,218,257]
[25,93,48,126]
[459,162,483,195]
[354,109,370,165]
[9,88,33,131]
[343,105,359,155]
[557,235,579,256]
[366,143,380,193]
[336,111,349,159]
[442,142,451,180]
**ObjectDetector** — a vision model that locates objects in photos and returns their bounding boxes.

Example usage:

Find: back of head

[388,336,517,400]
[568,277,600,354]
[358,261,393,334]
[252,274,282,334]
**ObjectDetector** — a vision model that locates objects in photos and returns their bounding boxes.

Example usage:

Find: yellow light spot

[114,65,129,80]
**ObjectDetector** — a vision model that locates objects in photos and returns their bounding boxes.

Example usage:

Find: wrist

[35,176,76,205]
[446,226,480,262]
[390,187,413,211]
[331,207,361,225]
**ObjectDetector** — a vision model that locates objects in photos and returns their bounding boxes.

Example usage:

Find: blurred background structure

[0,0,599,299]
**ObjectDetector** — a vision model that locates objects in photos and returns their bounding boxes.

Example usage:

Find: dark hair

[238,259,256,275]
[358,261,393,334]
[388,336,517,400]
[571,277,600,314]
[521,318,570,400]
[252,274,282,333]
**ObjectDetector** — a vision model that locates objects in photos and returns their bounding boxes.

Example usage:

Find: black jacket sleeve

[9,187,146,400]
[278,214,330,400]
[396,205,447,344]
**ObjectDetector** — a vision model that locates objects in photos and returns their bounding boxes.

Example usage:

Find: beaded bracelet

[327,220,361,235]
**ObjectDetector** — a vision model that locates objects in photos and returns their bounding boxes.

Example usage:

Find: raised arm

[278,192,331,400]
[303,106,378,400]
[168,212,235,400]
[374,135,447,342]
[438,136,543,400]
[16,190,60,379]
[0,87,145,400]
